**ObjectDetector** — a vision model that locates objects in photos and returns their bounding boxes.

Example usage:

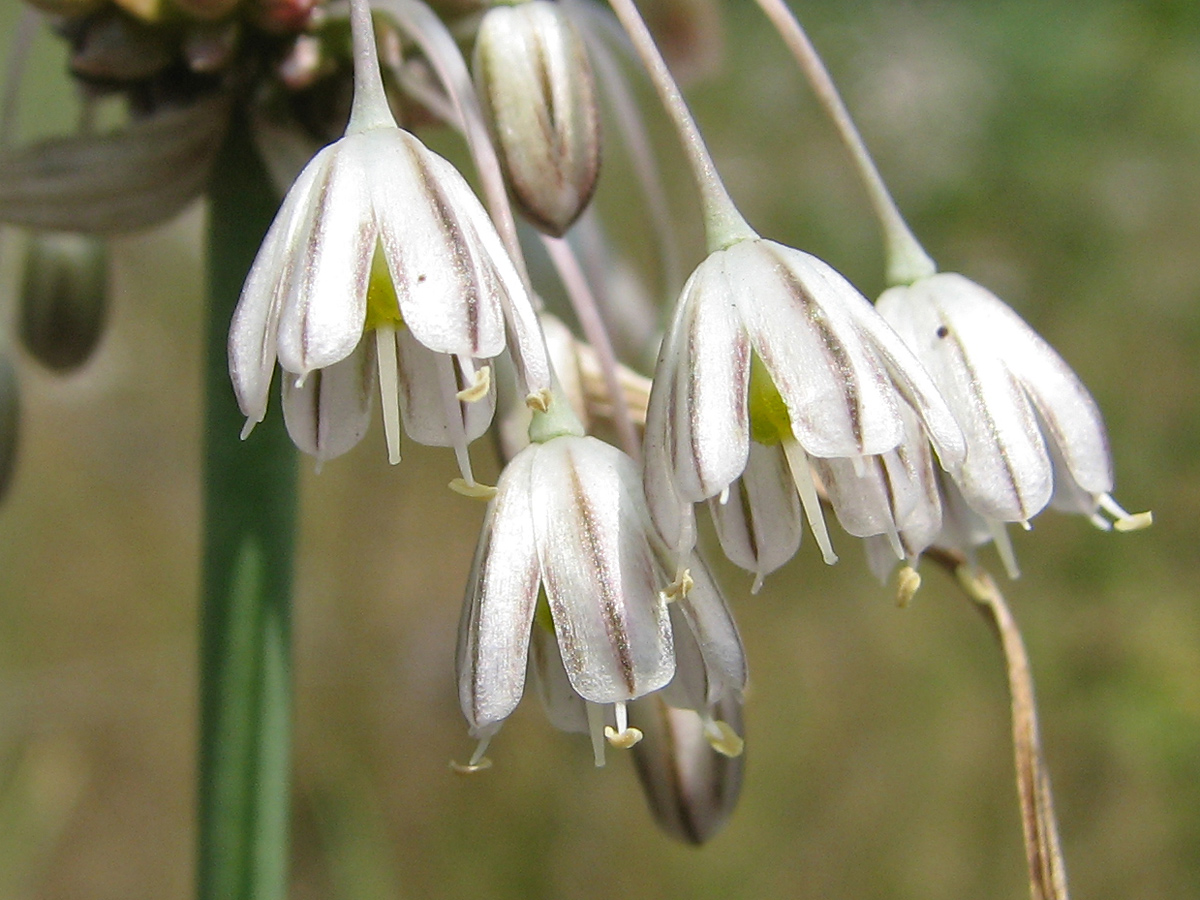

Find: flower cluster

[1,0,1150,852]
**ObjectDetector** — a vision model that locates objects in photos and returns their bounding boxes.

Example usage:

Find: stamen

[751,572,765,595]
[586,702,607,767]
[240,417,259,441]
[702,718,745,758]
[896,565,921,608]
[987,519,1021,580]
[604,701,644,749]
[781,439,838,564]
[436,353,475,484]
[661,568,694,603]
[375,326,402,465]
[456,364,491,403]
[450,736,494,774]
[850,454,866,478]
[718,484,730,505]
[883,517,904,561]
[525,388,552,413]
[1099,494,1153,532]
[449,479,498,500]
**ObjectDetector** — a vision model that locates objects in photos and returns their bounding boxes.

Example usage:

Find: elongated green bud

[473,0,601,237]
[19,232,108,372]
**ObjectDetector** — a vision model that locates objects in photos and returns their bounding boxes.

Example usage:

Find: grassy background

[1,1,1198,898]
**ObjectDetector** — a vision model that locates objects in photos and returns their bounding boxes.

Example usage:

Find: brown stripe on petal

[297,158,374,366]
[738,477,761,565]
[764,245,867,452]
[565,450,639,695]
[940,323,1026,517]
[531,35,563,177]
[413,153,481,355]
[307,369,323,453]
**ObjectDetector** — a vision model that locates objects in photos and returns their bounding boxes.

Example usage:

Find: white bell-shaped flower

[456,429,747,769]
[876,272,1150,574]
[645,237,965,572]
[227,0,549,475]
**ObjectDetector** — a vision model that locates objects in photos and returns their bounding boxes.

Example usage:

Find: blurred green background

[0,1,1197,898]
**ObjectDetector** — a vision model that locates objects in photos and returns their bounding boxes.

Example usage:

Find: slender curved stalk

[752,0,936,286]
[926,547,1070,900]
[541,234,641,460]
[373,0,533,292]
[604,0,755,252]
[198,111,297,900]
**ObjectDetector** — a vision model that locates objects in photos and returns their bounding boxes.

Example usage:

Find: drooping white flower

[227,0,549,476]
[644,237,965,574]
[876,272,1151,574]
[455,431,745,768]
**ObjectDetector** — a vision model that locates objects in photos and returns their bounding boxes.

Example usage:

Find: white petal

[393,329,495,446]
[533,437,674,703]
[280,340,374,462]
[999,310,1113,499]
[934,470,994,555]
[878,275,1053,522]
[669,554,747,705]
[642,327,695,556]
[227,147,327,422]
[663,258,752,501]
[810,451,919,540]
[708,441,802,581]
[456,448,541,737]
[367,131,507,360]
[732,241,903,459]
[276,139,376,376]
[529,619,591,734]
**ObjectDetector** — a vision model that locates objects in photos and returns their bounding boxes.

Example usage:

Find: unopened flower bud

[19,232,108,372]
[69,9,173,82]
[473,0,601,237]
[170,0,242,21]
[112,0,165,22]
[629,694,745,845]
[182,21,240,74]
[0,352,19,505]
[250,0,318,34]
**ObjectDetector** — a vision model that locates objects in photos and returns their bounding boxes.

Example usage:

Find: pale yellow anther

[704,719,744,758]
[662,568,694,604]
[449,478,498,500]
[449,757,493,774]
[1114,510,1153,532]
[896,566,921,608]
[456,365,492,403]
[525,388,552,413]
[603,725,644,749]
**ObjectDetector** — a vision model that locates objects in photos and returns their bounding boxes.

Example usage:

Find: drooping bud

[182,20,241,74]
[170,0,242,21]
[473,0,602,237]
[250,0,319,34]
[19,232,108,372]
[0,351,19,505]
[68,9,174,82]
[629,694,745,845]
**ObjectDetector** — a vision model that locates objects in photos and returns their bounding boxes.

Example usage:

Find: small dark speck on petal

[936,325,949,339]
[418,273,428,283]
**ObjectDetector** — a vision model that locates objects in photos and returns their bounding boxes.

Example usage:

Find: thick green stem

[198,112,297,900]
